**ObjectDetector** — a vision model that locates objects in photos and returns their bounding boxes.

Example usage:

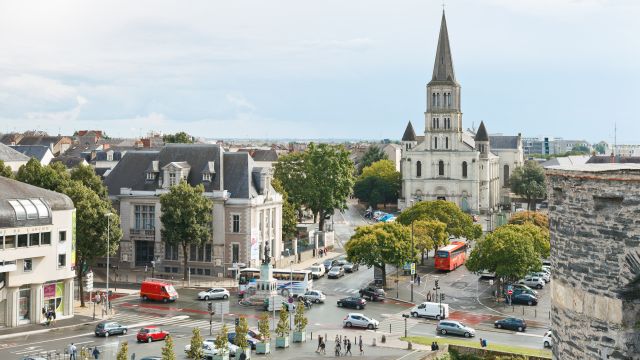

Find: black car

[494,317,527,332]
[509,293,538,306]
[337,296,366,310]
[95,321,128,337]
[359,286,386,301]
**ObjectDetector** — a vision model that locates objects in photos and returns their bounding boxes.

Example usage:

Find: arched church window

[432,93,436,107]
[462,161,468,178]
[416,161,422,177]
[434,137,438,149]
[445,137,449,149]
[439,160,445,176]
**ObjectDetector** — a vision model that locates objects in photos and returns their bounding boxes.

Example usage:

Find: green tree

[116,341,128,360]
[571,145,590,154]
[258,312,271,341]
[187,327,204,360]
[0,160,13,178]
[272,179,297,241]
[412,220,448,265]
[345,222,413,287]
[214,325,229,356]
[397,201,482,243]
[162,335,177,360]
[294,300,308,332]
[163,131,193,143]
[275,308,290,338]
[235,316,250,349]
[354,160,401,208]
[273,151,307,220]
[16,158,70,191]
[510,161,547,211]
[160,181,213,281]
[358,145,388,173]
[508,211,549,229]
[594,142,607,155]
[70,164,109,200]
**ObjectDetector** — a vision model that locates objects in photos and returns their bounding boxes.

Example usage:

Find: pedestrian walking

[92,346,100,359]
[417,275,421,285]
[359,340,363,356]
[335,341,341,357]
[320,338,326,354]
[430,342,436,351]
[435,342,440,350]
[343,336,348,351]
[346,340,352,356]
[479,338,484,348]
[317,335,323,352]
[69,343,77,360]
[482,338,488,348]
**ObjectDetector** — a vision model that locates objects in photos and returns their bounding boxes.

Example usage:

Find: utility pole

[411,221,415,303]
[105,212,113,314]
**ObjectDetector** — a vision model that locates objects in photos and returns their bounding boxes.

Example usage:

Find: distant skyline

[0,0,639,144]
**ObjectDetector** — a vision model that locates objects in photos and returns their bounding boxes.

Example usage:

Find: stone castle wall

[546,168,640,360]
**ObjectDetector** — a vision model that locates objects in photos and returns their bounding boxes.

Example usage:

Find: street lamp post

[411,221,415,303]
[105,212,113,314]
[289,260,294,330]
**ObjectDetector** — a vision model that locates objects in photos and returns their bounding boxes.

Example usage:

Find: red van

[140,281,179,303]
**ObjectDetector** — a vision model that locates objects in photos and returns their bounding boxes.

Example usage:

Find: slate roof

[237,149,279,162]
[431,11,456,83]
[0,176,74,228]
[50,156,87,169]
[489,136,519,150]
[0,143,30,162]
[18,136,65,147]
[223,152,252,199]
[9,145,51,161]
[402,121,417,141]
[474,121,489,142]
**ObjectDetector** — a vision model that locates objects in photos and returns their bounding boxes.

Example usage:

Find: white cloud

[226,94,256,111]
[0,74,77,102]
[300,38,374,51]
[24,95,87,124]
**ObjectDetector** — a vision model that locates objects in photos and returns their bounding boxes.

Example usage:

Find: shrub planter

[276,336,290,348]
[256,342,270,354]
[238,347,251,359]
[292,331,306,343]
[211,354,229,360]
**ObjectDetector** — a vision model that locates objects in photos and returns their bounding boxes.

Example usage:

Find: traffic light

[440,293,445,302]
[207,302,213,313]
[435,279,439,288]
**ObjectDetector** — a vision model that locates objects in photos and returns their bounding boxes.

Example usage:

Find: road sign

[507,289,513,295]
[410,263,416,275]
[489,279,494,286]
[288,296,294,304]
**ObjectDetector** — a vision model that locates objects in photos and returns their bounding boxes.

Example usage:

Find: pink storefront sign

[44,283,56,299]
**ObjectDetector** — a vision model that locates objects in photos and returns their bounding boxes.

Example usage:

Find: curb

[388,297,416,306]
[0,317,104,340]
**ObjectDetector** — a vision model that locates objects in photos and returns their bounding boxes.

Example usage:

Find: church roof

[402,121,417,141]
[474,121,489,142]
[489,136,519,149]
[431,11,456,83]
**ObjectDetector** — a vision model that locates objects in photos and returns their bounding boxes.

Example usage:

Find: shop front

[43,281,65,317]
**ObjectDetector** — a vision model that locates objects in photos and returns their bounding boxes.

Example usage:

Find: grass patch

[402,336,552,359]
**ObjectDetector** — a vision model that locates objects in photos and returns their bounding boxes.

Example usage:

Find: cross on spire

[441,0,446,12]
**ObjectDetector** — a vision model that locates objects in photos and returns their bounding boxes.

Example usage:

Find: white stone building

[398,12,523,213]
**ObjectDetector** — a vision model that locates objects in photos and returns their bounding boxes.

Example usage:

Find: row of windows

[8,199,50,221]
[20,254,67,273]
[146,172,214,183]
[431,117,452,130]
[164,243,213,262]
[0,231,65,250]
[431,92,453,108]
[415,161,468,178]
[433,137,450,150]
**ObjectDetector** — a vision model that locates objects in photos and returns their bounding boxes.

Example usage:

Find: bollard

[407,341,412,350]
[372,338,377,347]
[522,307,525,315]
[381,335,386,343]
[535,309,537,318]
[389,323,391,333]
[311,331,313,339]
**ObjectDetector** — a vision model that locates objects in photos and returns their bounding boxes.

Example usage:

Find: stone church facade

[398,12,523,214]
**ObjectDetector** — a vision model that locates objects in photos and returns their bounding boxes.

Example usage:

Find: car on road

[343,313,379,329]
[95,321,127,337]
[518,276,545,289]
[185,340,239,358]
[494,317,527,332]
[309,264,326,279]
[137,326,170,343]
[327,266,345,278]
[22,357,48,360]
[139,357,162,360]
[335,259,349,267]
[343,262,359,272]
[337,296,367,309]
[436,320,476,338]
[359,286,385,301]
[509,293,538,306]
[197,287,230,300]
[410,302,449,320]
[510,284,538,296]
[228,332,259,349]
[140,280,179,303]
[543,330,554,348]
[323,259,338,270]
[302,290,326,303]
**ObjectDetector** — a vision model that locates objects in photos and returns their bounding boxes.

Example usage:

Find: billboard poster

[250,228,260,261]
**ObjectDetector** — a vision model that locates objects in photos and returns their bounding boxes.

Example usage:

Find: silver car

[342,313,379,329]
[436,320,476,338]
[302,290,326,303]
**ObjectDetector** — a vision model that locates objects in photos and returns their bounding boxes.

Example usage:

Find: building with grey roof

[9,145,54,165]
[16,136,72,156]
[0,177,76,328]
[104,144,283,278]
[0,143,30,172]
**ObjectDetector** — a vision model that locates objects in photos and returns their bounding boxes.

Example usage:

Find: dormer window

[202,173,211,182]
[169,172,177,186]
[146,172,155,181]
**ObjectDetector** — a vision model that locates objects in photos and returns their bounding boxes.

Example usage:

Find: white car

[302,290,326,303]
[543,330,553,348]
[519,277,545,289]
[198,288,230,300]
[528,271,550,283]
[309,264,325,279]
[343,313,379,330]
[185,340,239,357]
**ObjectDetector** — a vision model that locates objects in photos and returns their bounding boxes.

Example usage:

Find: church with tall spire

[398,11,524,216]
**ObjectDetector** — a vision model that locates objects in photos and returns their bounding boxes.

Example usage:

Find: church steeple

[431,11,456,83]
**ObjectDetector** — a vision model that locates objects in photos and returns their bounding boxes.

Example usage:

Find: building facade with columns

[0,177,76,328]
[398,12,523,213]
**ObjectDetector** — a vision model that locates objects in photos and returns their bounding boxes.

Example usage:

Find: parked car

[197,288,230,300]
[139,357,162,360]
[359,286,385,301]
[511,284,538,295]
[543,330,553,348]
[248,328,263,341]
[228,332,258,350]
[137,326,169,343]
[542,259,551,267]
[509,293,538,306]
[335,259,348,267]
[436,320,476,338]
[528,271,550,283]
[95,321,127,337]
[184,340,239,357]
[478,270,496,278]
[140,281,179,303]
[323,259,338,270]
[518,276,545,289]
[379,214,396,222]
[343,262,359,272]
[337,296,366,310]
[327,266,345,278]
[410,302,449,320]
[342,313,379,329]
[309,264,326,279]
[494,317,527,332]
[302,290,326,303]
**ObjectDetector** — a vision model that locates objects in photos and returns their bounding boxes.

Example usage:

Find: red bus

[435,241,467,271]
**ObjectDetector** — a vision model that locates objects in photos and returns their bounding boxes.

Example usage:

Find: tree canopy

[163,131,193,143]
[16,158,70,191]
[508,211,549,230]
[358,145,388,173]
[345,222,413,287]
[412,219,448,264]
[353,159,401,208]
[510,161,546,210]
[272,178,297,241]
[70,164,109,200]
[396,200,482,241]
[160,181,213,280]
[594,143,607,155]
[0,160,13,178]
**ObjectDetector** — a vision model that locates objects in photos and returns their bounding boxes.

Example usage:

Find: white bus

[238,268,313,297]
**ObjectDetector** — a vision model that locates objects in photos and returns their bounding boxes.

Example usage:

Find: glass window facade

[134,205,155,230]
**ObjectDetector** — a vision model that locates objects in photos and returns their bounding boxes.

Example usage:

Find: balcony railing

[130,229,155,237]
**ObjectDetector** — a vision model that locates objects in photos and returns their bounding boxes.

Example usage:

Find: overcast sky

[0,0,638,143]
